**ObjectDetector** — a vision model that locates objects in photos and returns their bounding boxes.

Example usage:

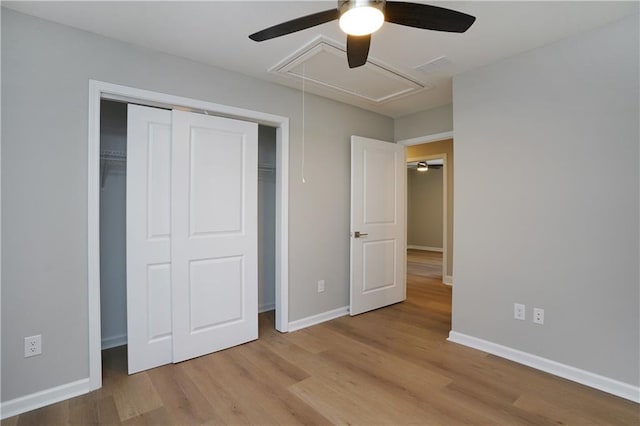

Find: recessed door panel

[190,128,244,236]
[362,240,396,293]
[364,149,397,225]
[147,263,172,341]
[189,256,244,331]
[147,123,171,240]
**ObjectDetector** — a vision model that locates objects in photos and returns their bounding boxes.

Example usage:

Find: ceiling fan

[249,0,476,69]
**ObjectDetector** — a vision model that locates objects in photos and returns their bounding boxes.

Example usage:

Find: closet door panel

[147,263,172,340]
[126,105,173,374]
[171,110,258,363]
[189,128,244,234]
[147,123,171,239]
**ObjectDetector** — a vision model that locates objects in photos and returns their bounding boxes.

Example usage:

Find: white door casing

[350,136,406,315]
[126,105,173,374]
[171,110,259,362]
[89,80,289,391]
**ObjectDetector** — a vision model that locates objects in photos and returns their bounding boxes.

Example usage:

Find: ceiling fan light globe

[339,7,384,36]
[417,161,428,172]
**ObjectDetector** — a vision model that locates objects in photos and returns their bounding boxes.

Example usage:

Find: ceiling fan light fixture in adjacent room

[339,0,385,36]
[417,161,429,172]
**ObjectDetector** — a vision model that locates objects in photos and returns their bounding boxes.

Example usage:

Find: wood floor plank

[181,357,255,425]
[120,406,172,426]
[306,324,453,390]
[289,377,385,426]
[285,329,332,354]
[514,388,640,425]
[188,349,281,425]
[67,392,100,426]
[111,371,163,422]
[289,367,451,425]
[514,393,614,426]
[15,399,68,426]
[95,395,122,426]
[232,338,311,387]
[147,364,219,425]
[437,383,557,426]
[227,347,333,425]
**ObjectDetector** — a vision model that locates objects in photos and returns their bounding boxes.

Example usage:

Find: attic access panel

[272,38,429,104]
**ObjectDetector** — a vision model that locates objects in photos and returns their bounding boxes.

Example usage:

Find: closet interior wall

[258,125,277,313]
[98,100,277,350]
[99,100,128,349]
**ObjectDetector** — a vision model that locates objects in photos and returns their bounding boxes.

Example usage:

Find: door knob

[354,231,368,238]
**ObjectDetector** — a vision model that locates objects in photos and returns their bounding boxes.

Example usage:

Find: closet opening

[98,99,278,374]
[99,100,128,355]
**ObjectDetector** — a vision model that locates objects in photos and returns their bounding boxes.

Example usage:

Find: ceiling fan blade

[249,8,340,41]
[347,34,371,68]
[385,2,476,33]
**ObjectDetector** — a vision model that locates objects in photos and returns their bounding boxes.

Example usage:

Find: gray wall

[394,104,453,141]
[0,9,393,402]
[452,14,639,385]
[407,168,443,248]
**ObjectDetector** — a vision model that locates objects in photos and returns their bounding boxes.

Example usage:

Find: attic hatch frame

[87,80,290,391]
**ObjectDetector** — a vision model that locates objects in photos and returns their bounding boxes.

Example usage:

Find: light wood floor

[3,250,638,425]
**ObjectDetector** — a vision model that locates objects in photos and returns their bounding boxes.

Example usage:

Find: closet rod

[100,149,126,162]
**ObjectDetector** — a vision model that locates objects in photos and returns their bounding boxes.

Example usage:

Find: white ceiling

[5,1,638,118]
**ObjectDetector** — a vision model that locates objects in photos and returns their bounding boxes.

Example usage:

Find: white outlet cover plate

[24,335,42,357]
[514,303,526,320]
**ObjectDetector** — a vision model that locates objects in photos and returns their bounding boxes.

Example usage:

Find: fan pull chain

[301,63,306,184]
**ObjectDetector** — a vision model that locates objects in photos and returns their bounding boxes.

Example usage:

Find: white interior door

[350,136,406,315]
[171,110,259,363]
[126,105,173,374]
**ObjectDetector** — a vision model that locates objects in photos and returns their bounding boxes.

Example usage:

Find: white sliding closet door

[126,106,259,373]
[126,105,173,374]
[171,110,259,363]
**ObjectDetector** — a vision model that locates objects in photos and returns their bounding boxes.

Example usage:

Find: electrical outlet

[514,303,526,321]
[24,335,42,358]
[533,308,544,325]
[317,280,325,293]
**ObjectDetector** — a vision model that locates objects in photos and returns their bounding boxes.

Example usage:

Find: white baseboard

[447,331,640,403]
[443,275,453,285]
[259,302,275,313]
[101,333,127,350]
[407,245,443,252]
[0,378,90,420]
[288,306,349,332]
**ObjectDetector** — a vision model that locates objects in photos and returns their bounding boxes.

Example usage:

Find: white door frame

[399,131,452,285]
[87,80,289,390]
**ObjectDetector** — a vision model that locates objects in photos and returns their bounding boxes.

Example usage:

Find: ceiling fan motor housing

[339,0,386,17]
